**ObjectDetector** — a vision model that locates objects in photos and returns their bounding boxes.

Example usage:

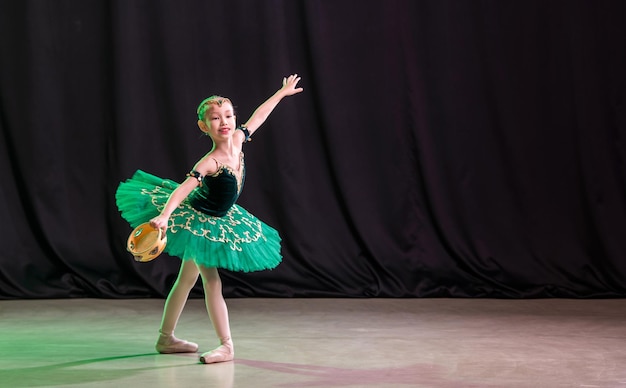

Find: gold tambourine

[126,222,167,262]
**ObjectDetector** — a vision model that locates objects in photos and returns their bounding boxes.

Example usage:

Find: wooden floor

[1,298,625,387]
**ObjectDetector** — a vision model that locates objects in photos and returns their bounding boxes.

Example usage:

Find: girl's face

[198,102,237,140]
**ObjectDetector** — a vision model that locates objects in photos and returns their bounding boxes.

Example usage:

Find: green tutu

[115,170,282,272]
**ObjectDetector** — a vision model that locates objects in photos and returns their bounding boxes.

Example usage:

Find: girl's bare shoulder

[194,152,221,176]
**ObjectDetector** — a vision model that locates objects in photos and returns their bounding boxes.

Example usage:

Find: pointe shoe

[155,332,199,354]
[199,338,234,364]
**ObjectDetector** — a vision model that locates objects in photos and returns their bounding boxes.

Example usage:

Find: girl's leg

[197,266,234,364]
[156,260,200,354]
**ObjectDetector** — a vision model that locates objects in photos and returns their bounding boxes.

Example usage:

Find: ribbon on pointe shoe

[156,331,199,354]
[199,338,234,364]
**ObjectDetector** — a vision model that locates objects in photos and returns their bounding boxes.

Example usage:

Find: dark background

[1,0,625,299]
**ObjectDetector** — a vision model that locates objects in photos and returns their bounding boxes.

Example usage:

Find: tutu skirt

[115,170,282,272]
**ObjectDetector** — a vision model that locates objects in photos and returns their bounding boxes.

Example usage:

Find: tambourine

[126,222,167,262]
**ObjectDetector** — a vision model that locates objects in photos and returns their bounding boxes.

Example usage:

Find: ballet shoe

[155,332,199,354]
[199,339,234,364]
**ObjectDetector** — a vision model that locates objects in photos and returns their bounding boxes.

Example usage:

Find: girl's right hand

[150,214,169,231]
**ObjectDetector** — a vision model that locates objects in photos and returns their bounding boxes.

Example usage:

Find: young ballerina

[115,74,303,364]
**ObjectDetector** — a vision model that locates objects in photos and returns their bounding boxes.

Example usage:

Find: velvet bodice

[188,154,245,217]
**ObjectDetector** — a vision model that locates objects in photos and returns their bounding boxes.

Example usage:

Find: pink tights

[158,260,233,362]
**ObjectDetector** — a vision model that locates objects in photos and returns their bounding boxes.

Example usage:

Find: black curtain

[1,0,625,299]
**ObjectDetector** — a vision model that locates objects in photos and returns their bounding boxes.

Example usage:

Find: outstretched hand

[242,74,303,133]
[280,74,304,96]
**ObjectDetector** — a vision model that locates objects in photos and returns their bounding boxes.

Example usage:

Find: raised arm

[243,74,303,135]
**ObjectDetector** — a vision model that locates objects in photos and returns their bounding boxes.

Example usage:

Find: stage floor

[1,298,625,387]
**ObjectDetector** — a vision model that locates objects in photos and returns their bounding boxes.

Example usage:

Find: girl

[115,74,303,364]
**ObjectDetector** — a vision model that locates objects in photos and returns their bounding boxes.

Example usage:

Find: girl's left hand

[281,74,304,96]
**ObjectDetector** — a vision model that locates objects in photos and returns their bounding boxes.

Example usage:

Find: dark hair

[196,95,233,120]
